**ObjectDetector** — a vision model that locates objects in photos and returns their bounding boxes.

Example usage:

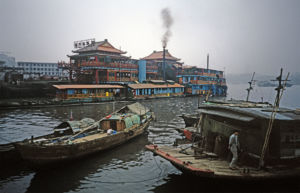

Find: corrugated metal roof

[198,109,254,122]
[199,101,300,121]
[128,83,184,89]
[53,84,124,89]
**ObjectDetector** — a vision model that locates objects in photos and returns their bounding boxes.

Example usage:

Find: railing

[63,92,113,99]
[178,72,223,78]
[146,65,158,70]
[189,80,217,84]
[80,61,138,69]
[134,92,184,98]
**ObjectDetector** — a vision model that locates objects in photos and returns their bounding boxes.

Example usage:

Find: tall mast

[258,68,290,168]
[246,72,255,102]
[274,68,283,107]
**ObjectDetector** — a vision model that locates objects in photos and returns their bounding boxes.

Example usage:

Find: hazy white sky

[0,0,299,74]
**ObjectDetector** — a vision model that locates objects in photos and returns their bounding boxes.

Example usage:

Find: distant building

[142,50,182,81]
[0,53,23,82]
[17,62,68,79]
[68,39,138,84]
[0,53,17,68]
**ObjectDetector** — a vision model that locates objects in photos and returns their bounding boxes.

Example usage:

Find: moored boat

[146,70,300,180]
[146,100,300,179]
[14,102,154,165]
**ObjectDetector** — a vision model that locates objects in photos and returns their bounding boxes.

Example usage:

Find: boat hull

[15,121,151,165]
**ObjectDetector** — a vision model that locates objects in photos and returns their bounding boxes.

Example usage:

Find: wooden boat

[179,113,200,127]
[14,102,154,165]
[146,99,300,179]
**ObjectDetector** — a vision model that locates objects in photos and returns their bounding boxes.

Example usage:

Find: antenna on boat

[258,68,290,169]
[246,72,255,102]
[272,68,291,107]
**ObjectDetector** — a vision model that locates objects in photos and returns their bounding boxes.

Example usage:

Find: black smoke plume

[161,8,173,48]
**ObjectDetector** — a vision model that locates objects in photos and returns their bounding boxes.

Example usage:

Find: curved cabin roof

[73,39,126,54]
[53,84,124,90]
[198,100,300,121]
[142,50,180,61]
[54,118,96,132]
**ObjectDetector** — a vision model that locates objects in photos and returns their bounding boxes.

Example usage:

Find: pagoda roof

[142,50,180,61]
[73,39,126,54]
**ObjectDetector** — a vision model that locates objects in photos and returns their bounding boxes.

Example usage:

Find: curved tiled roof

[73,40,126,54]
[142,50,180,61]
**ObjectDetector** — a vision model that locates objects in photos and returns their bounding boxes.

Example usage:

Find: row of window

[18,63,57,67]
[107,72,138,78]
[24,68,58,71]
[183,77,226,81]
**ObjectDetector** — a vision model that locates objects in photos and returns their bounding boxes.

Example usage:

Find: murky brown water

[0,84,299,193]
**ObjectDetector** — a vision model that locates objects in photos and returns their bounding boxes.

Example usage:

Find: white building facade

[17,62,68,78]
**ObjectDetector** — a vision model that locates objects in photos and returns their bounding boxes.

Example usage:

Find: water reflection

[25,135,156,193]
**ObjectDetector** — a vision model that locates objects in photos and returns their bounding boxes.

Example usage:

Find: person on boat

[228,131,240,169]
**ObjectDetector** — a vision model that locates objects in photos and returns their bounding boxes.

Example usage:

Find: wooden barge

[14,102,154,165]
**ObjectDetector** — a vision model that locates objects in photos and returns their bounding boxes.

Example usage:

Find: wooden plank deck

[152,145,300,179]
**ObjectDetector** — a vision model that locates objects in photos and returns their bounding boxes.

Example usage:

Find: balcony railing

[79,61,138,69]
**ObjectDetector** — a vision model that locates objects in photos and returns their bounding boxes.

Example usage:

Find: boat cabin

[197,101,300,166]
[100,114,140,131]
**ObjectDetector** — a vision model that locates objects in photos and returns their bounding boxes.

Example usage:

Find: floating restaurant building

[53,84,124,103]
[177,65,227,96]
[68,39,139,84]
[128,80,184,99]
[141,50,182,81]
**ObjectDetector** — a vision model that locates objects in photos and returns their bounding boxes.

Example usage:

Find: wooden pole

[258,71,289,168]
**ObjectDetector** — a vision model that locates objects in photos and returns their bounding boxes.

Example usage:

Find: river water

[0,84,300,193]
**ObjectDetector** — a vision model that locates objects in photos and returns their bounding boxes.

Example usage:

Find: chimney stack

[163,46,166,81]
[207,54,209,70]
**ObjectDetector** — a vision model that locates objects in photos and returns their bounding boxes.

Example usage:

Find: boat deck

[72,133,108,143]
[146,145,300,179]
